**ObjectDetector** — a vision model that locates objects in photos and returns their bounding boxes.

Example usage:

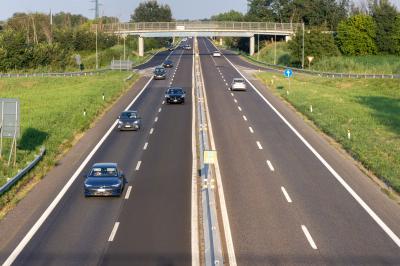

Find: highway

[1,36,400,266]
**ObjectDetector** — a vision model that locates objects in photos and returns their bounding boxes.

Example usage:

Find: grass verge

[256,72,400,194]
[0,71,139,217]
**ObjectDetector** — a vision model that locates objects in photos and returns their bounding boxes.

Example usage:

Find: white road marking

[158,107,162,113]
[243,115,247,121]
[150,128,154,135]
[234,99,237,103]
[301,225,318,250]
[108,222,120,242]
[256,141,263,150]
[162,100,165,104]
[221,43,400,248]
[281,187,292,203]
[238,106,242,111]
[267,160,275,171]
[124,186,132,199]
[230,93,234,96]
[143,142,148,150]
[2,74,155,266]
[226,83,229,86]
[135,161,142,171]
[249,127,254,134]
[154,116,158,122]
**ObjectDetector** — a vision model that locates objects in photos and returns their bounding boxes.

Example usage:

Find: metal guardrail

[0,69,109,79]
[239,52,400,79]
[99,21,301,34]
[0,147,45,196]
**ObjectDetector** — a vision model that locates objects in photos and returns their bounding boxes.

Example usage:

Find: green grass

[0,72,138,193]
[254,42,292,66]
[256,72,400,193]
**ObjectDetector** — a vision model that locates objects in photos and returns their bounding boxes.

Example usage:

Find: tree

[246,0,275,21]
[371,0,399,54]
[288,28,340,66]
[130,1,172,22]
[336,14,378,55]
[393,15,400,55]
[211,10,245,21]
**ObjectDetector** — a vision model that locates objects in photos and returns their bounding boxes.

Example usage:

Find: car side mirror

[120,172,125,178]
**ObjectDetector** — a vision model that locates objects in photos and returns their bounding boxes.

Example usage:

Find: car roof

[92,162,118,168]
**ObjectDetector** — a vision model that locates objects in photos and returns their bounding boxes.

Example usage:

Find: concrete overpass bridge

[97,21,302,56]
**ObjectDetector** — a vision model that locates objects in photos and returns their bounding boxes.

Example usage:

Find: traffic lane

[11,72,175,266]
[203,38,400,263]
[198,40,321,265]
[134,50,171,70]
[0,75,154,264]
[100,42,193,266]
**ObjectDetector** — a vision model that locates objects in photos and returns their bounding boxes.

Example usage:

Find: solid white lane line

[154,117,158,122]
[234,99,237,103]
[222,45,400,248]
[281,187,292,203]
[158,108,162,113]
[135,161,142,171]
[256,141,263,150]
[143,142,148,150]
[108,222,120,242]
[124,186,132,200]
[2,75,155,266]
[243,115,247,121]
[238,106,242,111]
[150,128,154,135]
[249,127,254,134]
[301,225,318,250]
[267,160,275,172]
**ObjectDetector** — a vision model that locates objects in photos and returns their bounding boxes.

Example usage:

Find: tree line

[212,0,400,64]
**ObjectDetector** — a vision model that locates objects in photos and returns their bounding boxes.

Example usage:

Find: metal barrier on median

[0,147,45,196]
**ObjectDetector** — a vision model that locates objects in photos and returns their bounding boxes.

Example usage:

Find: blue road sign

[284,68,293,78]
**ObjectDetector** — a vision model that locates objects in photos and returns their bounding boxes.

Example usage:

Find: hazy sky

[0,0,399,21]
[0,0,248,21]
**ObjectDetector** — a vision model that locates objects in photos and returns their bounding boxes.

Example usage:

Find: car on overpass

[153,66,166,80]
[84,163,126,197]
[165,87,186,104]
[163,60,174,68]
[230,78,247,91]
[183,44,191,50]
[117,111,141,130]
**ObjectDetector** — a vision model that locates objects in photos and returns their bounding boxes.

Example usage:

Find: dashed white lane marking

[108,222,120,242]
[230,93,234,96]
[143,142,148,150]
[125,186,132,200]
[281,186,292,203]
[158,108,162,113]
[243,115,247,121]
[267,160,275,171]
[238,106,242,111]
[162,100,165,104]
[150,128,154,135]
[234,99,237,103]
[135,161,142,171]
[301,225,318,250]
[256,141,263,150]
[249,127,254,134]
[226,83,229,86]
[155,117,158,122]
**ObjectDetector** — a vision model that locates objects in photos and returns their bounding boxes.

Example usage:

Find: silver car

[230,78,247,91]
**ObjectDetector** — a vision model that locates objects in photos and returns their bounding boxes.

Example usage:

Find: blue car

[84,163,126,197]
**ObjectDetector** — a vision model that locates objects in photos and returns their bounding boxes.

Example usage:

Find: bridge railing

[98,21,302,33]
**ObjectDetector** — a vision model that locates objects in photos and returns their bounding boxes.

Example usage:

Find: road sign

[284,68,293,78]
[0,98,20,138]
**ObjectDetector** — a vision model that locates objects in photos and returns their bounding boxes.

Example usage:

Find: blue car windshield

[168,89,183,94]
[120,112,137,119]
[90,167,118,177]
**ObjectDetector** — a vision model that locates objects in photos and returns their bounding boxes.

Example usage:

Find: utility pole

[302,22,305,69]
[91,0,100,19]
[95,24,99,69]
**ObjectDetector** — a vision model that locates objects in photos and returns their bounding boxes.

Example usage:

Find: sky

[0,0,399,21]
[0,0,248,21]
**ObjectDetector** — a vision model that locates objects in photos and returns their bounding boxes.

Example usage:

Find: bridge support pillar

[138,36,144,57]
[219,37,223,46]
[249,36,255,56]
[285,35,292,42]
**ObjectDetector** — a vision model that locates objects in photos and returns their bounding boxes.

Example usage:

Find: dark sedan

[153,66,166,80]
[117,111,141,130]
[165,87,186,104]
[163,60,174,68]
[84,163,126,197]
